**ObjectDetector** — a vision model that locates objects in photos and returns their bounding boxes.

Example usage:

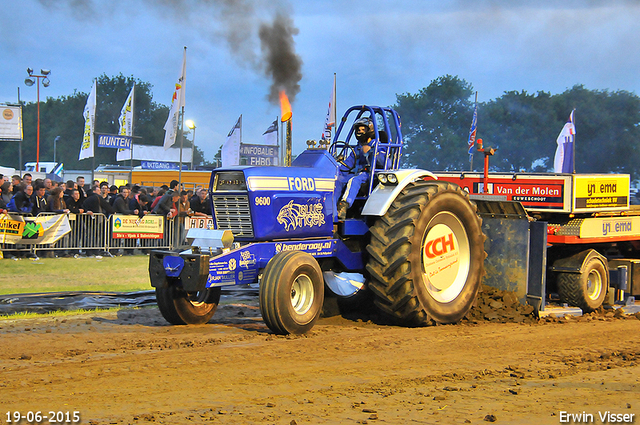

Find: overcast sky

[2,0,640,162]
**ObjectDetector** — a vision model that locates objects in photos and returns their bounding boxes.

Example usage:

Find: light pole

[53,135,60,163]
[24,68,51,172]
[185,119,196,170]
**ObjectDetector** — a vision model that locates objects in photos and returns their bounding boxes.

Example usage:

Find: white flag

[262,119,278,146]
[163,48,187,150]
[119,84,134,137]
[322,74,336,141]
[79,80,96,160]
[221,115,242,167]
[553,110,575,173]
[117,84,135,160]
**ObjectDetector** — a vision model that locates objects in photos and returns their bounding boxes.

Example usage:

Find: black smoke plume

[258,13,303,105]
[37,0,303,106]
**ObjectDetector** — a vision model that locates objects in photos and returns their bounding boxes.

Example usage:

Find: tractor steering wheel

[329,141,357,172]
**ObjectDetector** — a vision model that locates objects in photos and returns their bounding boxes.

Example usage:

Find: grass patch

[0,255,152,295]
[0,306,137,321]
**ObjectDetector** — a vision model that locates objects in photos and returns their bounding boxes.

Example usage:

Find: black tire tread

[156,284,221,325]
[557,273,583,307]
[259,251,324,335]
[155,285,186,325]
[174,287,220,325]
[366,180,484,326]
[557,259,608,312]
[259,251,296,334]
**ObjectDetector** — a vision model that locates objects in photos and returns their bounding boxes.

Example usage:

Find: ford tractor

[149,105,486,334]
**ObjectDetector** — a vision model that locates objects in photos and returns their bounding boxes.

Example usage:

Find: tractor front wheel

[156,283,221,325]
[259,251,324,335]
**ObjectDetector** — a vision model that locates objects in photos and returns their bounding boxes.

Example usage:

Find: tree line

[1,74,209,171]
[395,75,640,181]
[3,73,640,181]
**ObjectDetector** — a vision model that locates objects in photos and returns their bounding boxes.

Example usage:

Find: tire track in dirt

[0,303,638,424]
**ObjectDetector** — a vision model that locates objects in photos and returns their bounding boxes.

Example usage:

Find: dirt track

[0,302,639,425]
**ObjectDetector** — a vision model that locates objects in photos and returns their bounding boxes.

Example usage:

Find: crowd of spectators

[0,173,213,258]
[0,175,212,219]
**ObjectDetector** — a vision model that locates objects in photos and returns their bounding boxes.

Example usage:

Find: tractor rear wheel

[156,283,221,325]
[366,180,485,325]
[259,251,324,335]
[557,256,608,312]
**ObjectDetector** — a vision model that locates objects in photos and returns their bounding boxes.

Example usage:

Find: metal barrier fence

[1,213,179,256]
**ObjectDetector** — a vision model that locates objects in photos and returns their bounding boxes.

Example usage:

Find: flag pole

[178,46,187,185]
[17,87,22,176]
[178,105,184,185]
[332,72,337,143]
[469,91,478,171]
[91,79,96,184]
[129,83,135,184]
[572,108,576,174]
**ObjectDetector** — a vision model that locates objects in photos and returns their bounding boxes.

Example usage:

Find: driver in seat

[336,117,389,220]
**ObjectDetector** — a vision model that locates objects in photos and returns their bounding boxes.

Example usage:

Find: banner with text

[141,161,187,170]
[111,215,165,239]
[240,143,279,166]
[0,213,71,245]
[97,134,132,149]
[0,106,23,140]
[185,216,214,230]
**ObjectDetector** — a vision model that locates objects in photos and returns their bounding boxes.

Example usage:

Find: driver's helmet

[353,117,375,143]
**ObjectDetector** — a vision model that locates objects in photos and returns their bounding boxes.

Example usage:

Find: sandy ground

[0,302,639,425]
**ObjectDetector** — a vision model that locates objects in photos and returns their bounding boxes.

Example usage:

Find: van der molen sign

[96,134,132,149]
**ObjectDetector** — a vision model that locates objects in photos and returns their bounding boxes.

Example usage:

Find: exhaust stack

[280,90,292,166]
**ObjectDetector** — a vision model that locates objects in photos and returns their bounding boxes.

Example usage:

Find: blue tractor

[149,105,486,334]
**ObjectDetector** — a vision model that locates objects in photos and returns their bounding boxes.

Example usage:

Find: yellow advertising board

[0,213,70,244]
[111,215,164,239]
[579,216,640,239]
[0,217,25,236]
[573,174,629,212]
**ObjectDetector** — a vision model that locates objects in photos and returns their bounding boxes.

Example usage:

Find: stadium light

[185,119,196,170]
[24,68,51,172]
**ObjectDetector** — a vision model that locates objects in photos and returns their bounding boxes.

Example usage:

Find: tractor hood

[208,149,341,241]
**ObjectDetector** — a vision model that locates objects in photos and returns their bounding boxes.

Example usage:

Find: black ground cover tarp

[0,286,259,315]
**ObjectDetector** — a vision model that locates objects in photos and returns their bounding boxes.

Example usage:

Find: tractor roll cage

[332,105,404,197]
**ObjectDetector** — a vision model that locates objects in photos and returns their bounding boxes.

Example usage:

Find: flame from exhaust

[280,90,292,122]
